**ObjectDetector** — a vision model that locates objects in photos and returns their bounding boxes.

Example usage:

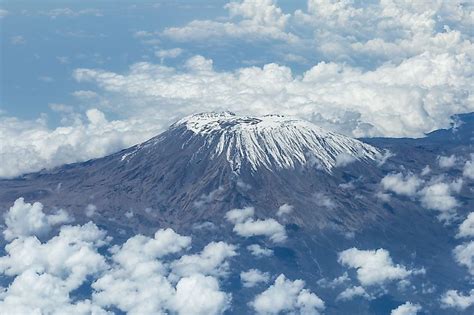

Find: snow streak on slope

[172,112,380,172]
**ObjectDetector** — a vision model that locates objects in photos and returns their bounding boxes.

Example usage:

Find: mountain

[0,112,385,233]
[0,112,472,314]
[167,111,380,172]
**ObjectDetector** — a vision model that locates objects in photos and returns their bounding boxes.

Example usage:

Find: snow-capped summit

[170,112,380,172]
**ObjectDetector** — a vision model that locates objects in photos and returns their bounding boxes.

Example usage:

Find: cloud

[163,0,473,74]
[85,204,97,217]
[233,219,287,243]
[338,248,416,286]
[317,272,350,289]
[381,173,423,197]
[0,198,237,315]
[73,47,473,141]
[3,198,72,241]
[93,236,234,315]
[247,244,273,257]
[336,286,371,301]
[171,241,237,278]
[155,48,184,62]
[421,165,431,176]
[453,241,474,276]
[0,223,109,281]
[419,179,462,220]
[0,9,9,18]
[40,8,103,18]
[2,2,473,179]
[0,197,235,315]
[296,0,473,65]
[194,186,225,209]
[0,269,109,315]
[457,213,474,238]
[390,302,422,315]
[441,289,474,310]
[0,109,161,178]
[226,206,256,223]
[225,207,287,243]
[72,90,99,99]
[92,230,231,315]
[92,231,232,314]
[335,152,356,167]
[10,35,26,45]
[240,269,270,288]
[438,155,457,168]
[313,192,336,209]
[250,274,325,315]
[276,203,293,217]
[170,274,232,315]
[0,222,109,314]
[163,0,296,42]
[463,154,474,179]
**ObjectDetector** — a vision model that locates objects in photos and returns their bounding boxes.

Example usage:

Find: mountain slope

[0,112,385,231]
[160,111,380,172]
[0,112,472,314]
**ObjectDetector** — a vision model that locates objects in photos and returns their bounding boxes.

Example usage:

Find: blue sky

[1,1,219,120]
[1,0,308,122]
[0,0,472,177]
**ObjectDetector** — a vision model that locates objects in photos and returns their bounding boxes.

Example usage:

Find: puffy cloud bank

[0,109,160,178]
[0,198,235,315]
[3,197,72,240]
[72,51,473,140]
[0,198,329,314]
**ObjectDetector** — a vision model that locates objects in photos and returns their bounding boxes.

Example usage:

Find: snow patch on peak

[174,112,380,172]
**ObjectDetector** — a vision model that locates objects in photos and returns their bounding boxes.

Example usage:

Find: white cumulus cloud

[0,222,109,314]
[438,155,458,168]
[381,173,423,197]
[251,274,325,315]
[0,109,161,178]
[463,155,474,179]
[3,197,72,241]
[338,248,415,286]
[241,269,270,288]
[457,213,474,238]
[226,207,287,243]
[276,203,293,217]
[419,179,463,221]
[163,0,295,42]
[453,241,474,276]
[247,244,274,257]
[441,289,474,311]
[336,285,371,301]
[390,302,422,315]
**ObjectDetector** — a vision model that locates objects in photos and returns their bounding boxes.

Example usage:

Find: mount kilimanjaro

[0,112,384,232]
[0,112,472,314]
